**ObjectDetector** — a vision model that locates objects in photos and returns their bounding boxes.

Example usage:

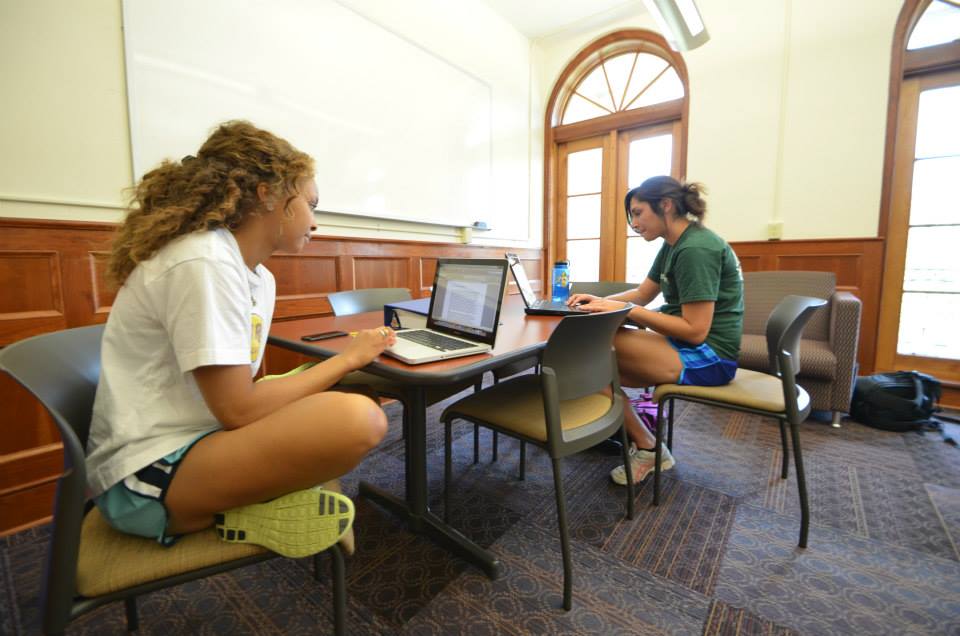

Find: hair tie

[181,154,196,164]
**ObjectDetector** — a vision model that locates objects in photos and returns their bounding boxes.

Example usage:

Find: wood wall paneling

[353,257,410,290]
[88,251,116,315]
[730,238,884,376]
[0,217,543,534]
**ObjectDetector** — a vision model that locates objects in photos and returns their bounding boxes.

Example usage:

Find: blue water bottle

[551,260,571,303]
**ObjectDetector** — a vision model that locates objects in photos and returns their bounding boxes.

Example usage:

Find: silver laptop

[505,253,588,316]
[384,259,508,365]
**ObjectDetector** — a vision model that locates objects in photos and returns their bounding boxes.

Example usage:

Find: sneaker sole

[215,487,354,558]
[611,454,676,486]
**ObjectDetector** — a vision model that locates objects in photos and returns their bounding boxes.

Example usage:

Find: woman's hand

[341,326,396,370]
[566,293,599,307]
[575,298,633,314]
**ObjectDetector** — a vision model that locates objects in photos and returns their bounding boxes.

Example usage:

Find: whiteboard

[122,0,491,228]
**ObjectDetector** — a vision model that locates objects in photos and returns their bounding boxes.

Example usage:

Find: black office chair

[0,325,351,635]
[650,295,827,548]
[440,307,634,610]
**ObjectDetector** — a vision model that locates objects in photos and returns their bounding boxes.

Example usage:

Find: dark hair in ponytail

[623,176,707,223]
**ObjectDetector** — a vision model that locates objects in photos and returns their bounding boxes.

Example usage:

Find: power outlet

[767,220,783,240]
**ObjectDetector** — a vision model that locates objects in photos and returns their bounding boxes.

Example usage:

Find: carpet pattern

[2,387,959,635]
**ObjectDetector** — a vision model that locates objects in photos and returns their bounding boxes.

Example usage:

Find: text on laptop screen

[430,262,503,337]
[506,254,536,306]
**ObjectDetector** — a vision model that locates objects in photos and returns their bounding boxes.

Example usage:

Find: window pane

[915,85,960,159]
[626,236,663,281]
[567,239,600,282]
[903,226,960,293]
[907,0,960,50]
[622,54,669,109]
[566,194,601,239]
[566,148,602,196]
[562,93,610,125]
[603,52,637,111]
[897,292,960,359]
[630,68,684,109]
[628,134,673,190]
[910,156,960,226]
[576,66,616,113]
[626,237,665,307]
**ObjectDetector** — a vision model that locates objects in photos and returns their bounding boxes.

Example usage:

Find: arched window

[877,1,960,393]
[544,30,689,285]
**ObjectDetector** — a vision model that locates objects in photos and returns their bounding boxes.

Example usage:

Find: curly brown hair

[108,120,315,286]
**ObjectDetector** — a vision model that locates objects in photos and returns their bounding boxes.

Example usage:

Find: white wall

[0,0,905,245]
[533,0,903,241]
[0,0,538,246]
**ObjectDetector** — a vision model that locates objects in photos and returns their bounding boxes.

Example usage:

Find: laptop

[383,258,509,365]
[506,253,588,316]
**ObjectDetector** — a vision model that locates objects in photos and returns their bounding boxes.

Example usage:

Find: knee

[340,393,388,451]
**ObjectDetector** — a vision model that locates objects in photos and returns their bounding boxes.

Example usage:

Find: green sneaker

[215,486,354,558]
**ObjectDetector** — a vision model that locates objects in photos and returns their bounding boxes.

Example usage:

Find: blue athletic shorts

[667,338,737,387]
[94,431,213,545]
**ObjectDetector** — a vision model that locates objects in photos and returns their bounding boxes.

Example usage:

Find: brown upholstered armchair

[737,271,862,426]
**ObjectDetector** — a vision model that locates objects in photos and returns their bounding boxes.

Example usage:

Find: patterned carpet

[3,387,959,635]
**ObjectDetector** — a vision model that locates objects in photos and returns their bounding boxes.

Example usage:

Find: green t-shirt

[647,224,744,360]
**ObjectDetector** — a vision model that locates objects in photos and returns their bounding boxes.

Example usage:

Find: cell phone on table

[301,330,349,342]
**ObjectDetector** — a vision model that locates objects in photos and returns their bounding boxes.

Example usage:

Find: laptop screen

[427,259,508,345]
[505,253,536,307]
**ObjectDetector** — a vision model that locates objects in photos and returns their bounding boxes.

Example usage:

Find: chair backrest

[327,287,412,316]
[540,306,631,401]
[0,324,105,632]
[570,281,637,297]
[766,296,827,420]
[743,271,834,340]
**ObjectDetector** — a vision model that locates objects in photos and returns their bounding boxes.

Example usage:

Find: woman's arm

[193,327,394,430]
[608,278,660,306]
[627,300,714,344]
[574,296,714,344]
[567,278,661,308]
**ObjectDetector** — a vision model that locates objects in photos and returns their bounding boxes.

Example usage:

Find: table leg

[359,385,501,579]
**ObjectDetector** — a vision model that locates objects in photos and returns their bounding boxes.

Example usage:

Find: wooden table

[268,295,562,577]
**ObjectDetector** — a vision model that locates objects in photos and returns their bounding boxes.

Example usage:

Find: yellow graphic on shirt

[251,313,264,363]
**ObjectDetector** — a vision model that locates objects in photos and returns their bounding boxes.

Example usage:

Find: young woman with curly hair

[567,175,744,485]
[86,121,394,556]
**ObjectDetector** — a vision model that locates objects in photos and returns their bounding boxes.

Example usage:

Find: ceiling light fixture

[642,0,710,51]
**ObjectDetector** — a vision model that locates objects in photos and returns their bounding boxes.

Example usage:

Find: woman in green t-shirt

[567,175,744,486]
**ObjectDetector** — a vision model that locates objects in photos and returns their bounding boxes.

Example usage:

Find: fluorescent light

[642,0,710,51]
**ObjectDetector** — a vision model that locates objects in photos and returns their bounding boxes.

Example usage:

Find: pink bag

[630,392,659,436]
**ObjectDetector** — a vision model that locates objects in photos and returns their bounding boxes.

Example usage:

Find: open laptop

[383,258,508,365]
[506,253,588,316]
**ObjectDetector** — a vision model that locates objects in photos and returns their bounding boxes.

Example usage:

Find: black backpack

[850,371,941,432]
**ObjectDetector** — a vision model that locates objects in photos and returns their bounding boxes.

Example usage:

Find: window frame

[876,0,960,384]
[544,29,690,284]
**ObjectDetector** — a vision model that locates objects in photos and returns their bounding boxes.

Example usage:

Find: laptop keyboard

[397,330,475,351]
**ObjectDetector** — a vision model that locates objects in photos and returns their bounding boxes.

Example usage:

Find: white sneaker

[610,443,675,486]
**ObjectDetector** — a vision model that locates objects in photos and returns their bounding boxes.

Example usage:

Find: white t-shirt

[86,228,275,497]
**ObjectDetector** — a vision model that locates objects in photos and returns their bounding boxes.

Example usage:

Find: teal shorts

[94,432,213,546]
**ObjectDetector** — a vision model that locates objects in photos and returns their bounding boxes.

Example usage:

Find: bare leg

[613,328,682,449]
[165,391,387,534]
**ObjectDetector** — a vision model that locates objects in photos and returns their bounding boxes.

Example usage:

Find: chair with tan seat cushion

[739,271,861,426]
[440,306,634,611]
[651,295,826,549]
[76,481,355,598]
[0,325,352,636]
